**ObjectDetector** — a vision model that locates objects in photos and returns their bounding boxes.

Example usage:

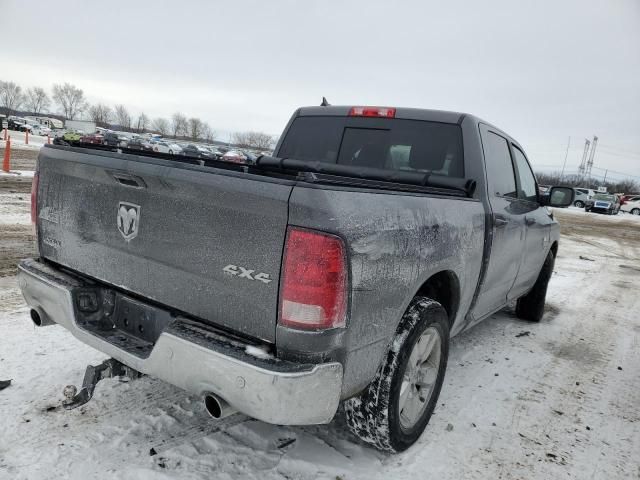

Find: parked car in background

[32,124,52,136]
[103,132,129,147]
[127,137,154,151]
[221,150,248,164]
[573,188,592,208]
[61,131,83,143]
[621,198,640,215]
[7,117,28,131]
[620,194,640,206]
[203,146,223,160]
[585,193,621,215]
[80,134,104,145]
[243,151,257,164]
[181,144,214,159]
[152,141,182,155]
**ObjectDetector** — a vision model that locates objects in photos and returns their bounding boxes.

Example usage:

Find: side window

[482,131,516,198]
[511,146,538,203]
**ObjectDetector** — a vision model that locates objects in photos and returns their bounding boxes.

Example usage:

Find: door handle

[494,215,508,228]
[525,217,536,226]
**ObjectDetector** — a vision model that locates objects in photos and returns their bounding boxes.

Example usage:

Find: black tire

[574,200,584,208]
[516,250,555,322]
[344,297,449,452]
[631,208,640,216]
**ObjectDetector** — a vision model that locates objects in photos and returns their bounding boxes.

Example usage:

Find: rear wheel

[344,297,449,452]
[631,208,640,216]
[516,250,555,322]
[574,200,584,208]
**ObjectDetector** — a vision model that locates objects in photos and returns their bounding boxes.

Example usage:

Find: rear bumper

[17,258,343,425]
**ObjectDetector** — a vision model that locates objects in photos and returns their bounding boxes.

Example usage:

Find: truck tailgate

[36,146,293,342]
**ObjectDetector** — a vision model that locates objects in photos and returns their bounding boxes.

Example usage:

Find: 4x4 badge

[223,264,272,284]
[117,202,141,241]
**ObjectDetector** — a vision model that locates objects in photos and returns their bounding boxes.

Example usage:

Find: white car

[152,141,182,155]
[621,198,640,216]
[32,125,52,136]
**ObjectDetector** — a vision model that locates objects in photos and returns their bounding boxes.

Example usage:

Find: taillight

[30,172,39,224]
[279,228,348,330]
[349,106,396,118]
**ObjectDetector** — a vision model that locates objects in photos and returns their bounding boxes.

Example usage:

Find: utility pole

[578,138,590,179]
[585,135,598,182]
[560,136,570,181]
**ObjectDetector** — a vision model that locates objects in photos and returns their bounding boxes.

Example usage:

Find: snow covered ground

[0,132,49,149]
[0,203,639,479]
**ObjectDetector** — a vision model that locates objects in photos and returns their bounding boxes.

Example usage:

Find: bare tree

[231,131,276,151]
[0,81,25,115]
[136,112,150,133]
[171,112,188,138]
[52,83,87,120]
[188,117,205,140]
[152,117,170,136]
[89,103,113,126]
[114,104,132,130]
[24,87,50,114]
[202,123,216,143]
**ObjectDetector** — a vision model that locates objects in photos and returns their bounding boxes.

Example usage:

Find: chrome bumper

[17,259,343,425]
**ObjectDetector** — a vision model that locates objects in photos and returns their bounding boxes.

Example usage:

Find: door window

[512,146,538,203]
[482,131,516,198]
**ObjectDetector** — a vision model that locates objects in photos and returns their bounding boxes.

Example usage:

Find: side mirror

[544,186,574,207]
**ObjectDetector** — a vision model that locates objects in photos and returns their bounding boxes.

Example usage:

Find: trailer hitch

[62,358,143,410]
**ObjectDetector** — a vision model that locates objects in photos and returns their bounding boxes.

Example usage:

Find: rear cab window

[481,131,517,198]
[511,145,538,203]
[277,116,465,178]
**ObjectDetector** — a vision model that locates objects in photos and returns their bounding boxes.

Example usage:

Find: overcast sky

[2,0,639,180]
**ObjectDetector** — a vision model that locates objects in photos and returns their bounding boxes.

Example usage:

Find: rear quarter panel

[287,186,485,396]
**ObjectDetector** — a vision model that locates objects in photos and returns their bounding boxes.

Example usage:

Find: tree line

[0,80,276,149]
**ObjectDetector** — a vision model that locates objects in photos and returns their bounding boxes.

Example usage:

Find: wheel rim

[633,209,640,216]
[399,326,441,431]
[575,201,583,208]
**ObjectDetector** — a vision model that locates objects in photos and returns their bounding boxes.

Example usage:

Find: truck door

[508,144,553,298]
[472,126,526,319]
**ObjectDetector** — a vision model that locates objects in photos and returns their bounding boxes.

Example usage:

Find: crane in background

[578,138,591,177]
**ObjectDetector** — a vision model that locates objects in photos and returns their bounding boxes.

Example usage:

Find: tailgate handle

[112,173,146,189]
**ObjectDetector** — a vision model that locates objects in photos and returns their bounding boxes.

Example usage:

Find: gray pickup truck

[18,105,573,452]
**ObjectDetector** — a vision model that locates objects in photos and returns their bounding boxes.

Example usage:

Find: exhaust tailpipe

[30,308,55,327]
[204,393,236,420]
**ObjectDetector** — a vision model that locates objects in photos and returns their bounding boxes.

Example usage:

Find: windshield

[278,116,464,178]
[594,194,615,201]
